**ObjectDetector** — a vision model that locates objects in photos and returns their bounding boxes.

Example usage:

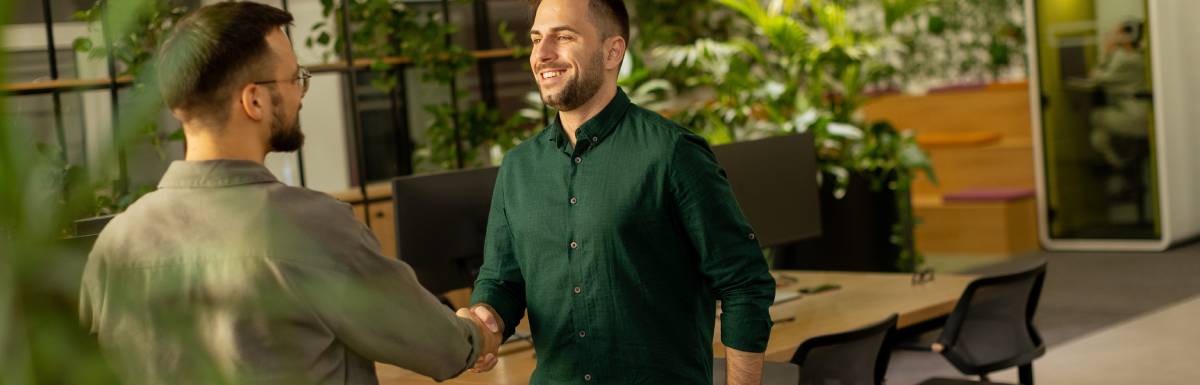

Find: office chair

[713,313,898,385]
[912,261,1048,385]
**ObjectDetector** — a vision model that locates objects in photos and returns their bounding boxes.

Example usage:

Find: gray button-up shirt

[80,160,481,385]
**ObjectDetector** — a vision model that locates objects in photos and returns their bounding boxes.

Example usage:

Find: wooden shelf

[2,48,525,95]
[3,76,133,95]
[309,48,523,73]
[329,182,393,203]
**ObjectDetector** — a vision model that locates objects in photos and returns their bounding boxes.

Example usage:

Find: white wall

[1148,0,1200,246]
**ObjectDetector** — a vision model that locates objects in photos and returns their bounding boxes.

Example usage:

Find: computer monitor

[711,132,821,247]
[391,167,499,295]
[63,214,116,256]
[392,133,820,294]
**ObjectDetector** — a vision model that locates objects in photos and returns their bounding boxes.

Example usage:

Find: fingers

[471,305,501,334]
[468,353,498,373]
[456,307,501,373]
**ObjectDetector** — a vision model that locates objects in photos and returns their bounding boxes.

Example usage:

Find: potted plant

[628,0,938,271]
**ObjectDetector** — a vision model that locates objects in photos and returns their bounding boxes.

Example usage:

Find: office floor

[887,240,1200,384]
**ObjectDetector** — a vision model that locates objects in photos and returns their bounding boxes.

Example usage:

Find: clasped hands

[455,304,503,373]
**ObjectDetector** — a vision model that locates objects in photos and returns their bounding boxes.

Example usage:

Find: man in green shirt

[466,0,776,384]
[79,3,499,384]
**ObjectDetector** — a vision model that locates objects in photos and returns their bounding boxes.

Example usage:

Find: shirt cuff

[719,310,773,353]
[470,288,522,340]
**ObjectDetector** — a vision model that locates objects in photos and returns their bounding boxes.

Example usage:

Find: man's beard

[540,51,605,112]
[268,87,305,152]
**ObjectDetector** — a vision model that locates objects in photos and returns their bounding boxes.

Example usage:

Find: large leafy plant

[636,0,939,271]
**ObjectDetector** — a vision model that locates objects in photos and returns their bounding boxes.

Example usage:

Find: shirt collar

[545,88,632,151]
[158,160,279,189]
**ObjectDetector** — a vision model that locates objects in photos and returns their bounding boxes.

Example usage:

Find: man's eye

[532,38,542,44]
[557,35,571,41]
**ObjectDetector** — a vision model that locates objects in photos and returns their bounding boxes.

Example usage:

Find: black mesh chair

[915,261,1048,385]
[714,313,899,385]
[793,313,898,385]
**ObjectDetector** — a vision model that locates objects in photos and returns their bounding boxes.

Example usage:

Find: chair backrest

[791,313,898,385]
[938,260,1047,375]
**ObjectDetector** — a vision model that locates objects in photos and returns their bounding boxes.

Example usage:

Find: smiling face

[529,0,610,112]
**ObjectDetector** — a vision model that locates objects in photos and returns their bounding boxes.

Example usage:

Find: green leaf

[72,37,93,53]
[317,31,331,46]
[927,15,946,35]
[167,128,185,141]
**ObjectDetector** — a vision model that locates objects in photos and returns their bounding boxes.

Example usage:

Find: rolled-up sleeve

[668,134,776,353]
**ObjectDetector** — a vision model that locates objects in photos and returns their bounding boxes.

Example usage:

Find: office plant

[306,0,530,171]
[71,0,189,215]
[694,0,938,271]
[4,1,223,383]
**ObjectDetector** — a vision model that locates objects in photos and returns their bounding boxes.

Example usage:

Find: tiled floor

[886,241,1200,384]
[987,294,1200,384]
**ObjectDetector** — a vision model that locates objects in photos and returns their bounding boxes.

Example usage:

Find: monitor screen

[391,132,820,294]
[711,132,821,247]
[391,167,499,295]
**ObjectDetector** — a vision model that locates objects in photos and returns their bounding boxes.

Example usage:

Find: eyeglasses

[912,268,936,285]
[254,66,311,95]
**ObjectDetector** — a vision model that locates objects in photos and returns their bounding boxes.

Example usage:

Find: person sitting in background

[1070,19,1151,198]
[79,3,499,385]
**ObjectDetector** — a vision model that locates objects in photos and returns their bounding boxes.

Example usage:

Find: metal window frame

[14,0,528,230]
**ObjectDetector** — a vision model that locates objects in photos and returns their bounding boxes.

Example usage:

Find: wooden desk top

[377,270,975,385]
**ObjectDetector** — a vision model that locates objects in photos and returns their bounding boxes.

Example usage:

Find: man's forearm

[724,346,764,385]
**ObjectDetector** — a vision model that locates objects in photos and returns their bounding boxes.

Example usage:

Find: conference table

[377,270,976,385]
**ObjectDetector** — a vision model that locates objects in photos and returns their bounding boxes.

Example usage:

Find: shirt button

[569,196,578,205]
[570,241,578,249]
[573,286,582,294]
[578,330,586,338]
[749,233,757,240]
[584,374,592,381]
[591,136,599,143]
[574,157,582,164]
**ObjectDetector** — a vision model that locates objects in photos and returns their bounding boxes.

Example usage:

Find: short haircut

[157,2,294,126]
[530,0,630,45]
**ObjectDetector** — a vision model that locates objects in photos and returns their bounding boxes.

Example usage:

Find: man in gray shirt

[78,3,499,385]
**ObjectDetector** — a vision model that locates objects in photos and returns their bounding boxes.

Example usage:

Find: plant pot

[773,172,903,272]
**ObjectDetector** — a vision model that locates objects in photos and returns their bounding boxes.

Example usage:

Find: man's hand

[455,304,504,373]
[724,346,764,385]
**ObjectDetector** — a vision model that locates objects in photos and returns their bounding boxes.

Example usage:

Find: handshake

[456,304,504,373]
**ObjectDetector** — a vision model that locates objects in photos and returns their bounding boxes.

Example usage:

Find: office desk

[377,270,976,385]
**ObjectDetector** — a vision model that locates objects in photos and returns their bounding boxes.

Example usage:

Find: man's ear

[239,84,267,122]
[604,36,626,70]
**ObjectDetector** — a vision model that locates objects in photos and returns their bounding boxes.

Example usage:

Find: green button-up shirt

[80,160,484,385]
[471,90,775,385]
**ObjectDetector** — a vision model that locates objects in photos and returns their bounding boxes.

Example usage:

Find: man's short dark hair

[157,2,293,126]
[531,0,630,45]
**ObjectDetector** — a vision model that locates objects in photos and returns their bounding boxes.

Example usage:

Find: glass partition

[1033,0,1159,240]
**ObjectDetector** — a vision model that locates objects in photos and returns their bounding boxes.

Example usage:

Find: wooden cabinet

[331,183,397,258]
